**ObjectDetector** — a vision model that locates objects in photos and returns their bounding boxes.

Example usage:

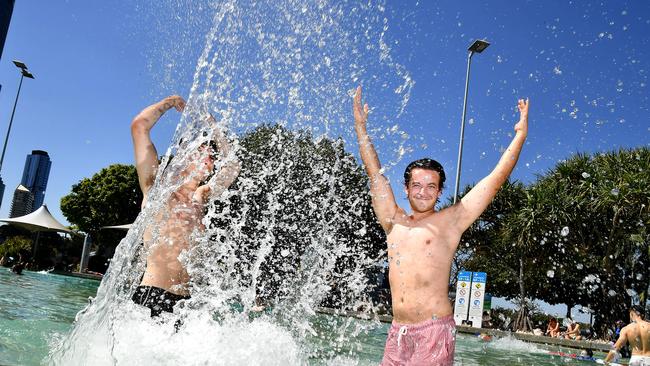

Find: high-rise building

[20,150,51,211]
[0,0,16,209]
[9,184,33,218]
[0,177,5,211]
[0,0,14,60]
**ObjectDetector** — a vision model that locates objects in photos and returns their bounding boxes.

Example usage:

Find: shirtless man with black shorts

[353,86,529,365]
[130,95,240,317]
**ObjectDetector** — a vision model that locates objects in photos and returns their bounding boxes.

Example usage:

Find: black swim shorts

[131,285,191,317]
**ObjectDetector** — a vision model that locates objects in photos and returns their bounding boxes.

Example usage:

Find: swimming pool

[0,269,98,365]
[0,269,614,365]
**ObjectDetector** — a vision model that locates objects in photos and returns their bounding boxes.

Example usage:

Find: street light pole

[0,61,35,172]
[0,60,35,210]
[453,40,489,204]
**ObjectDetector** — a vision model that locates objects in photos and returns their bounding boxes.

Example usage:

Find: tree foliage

[60,164,142,234]
[205,125,386,309]
[60,164,141,262]
[0,235,32,258]
[457,147,649,335]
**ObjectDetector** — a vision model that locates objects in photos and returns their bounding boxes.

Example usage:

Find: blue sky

[0,0,648,230]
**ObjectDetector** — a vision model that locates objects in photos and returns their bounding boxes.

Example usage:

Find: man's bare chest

[386,225,455,264]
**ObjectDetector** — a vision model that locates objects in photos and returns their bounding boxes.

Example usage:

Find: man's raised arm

[452,99,529,233]
[131,95,186,200]
[353,86,399,233]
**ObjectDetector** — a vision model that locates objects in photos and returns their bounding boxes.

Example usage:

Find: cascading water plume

[49,1,414,364]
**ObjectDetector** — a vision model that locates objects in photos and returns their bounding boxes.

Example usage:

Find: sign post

[468,272,487,328]
[453,271,472,326]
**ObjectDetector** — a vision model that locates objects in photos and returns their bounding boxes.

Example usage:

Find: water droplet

[581,172,591,179]
[547,270,555,278]
[560,226,570,237]
[611,188,619,196]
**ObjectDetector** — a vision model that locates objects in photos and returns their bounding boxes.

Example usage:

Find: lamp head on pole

[21,70,35,79]
[468,39,490,53]
[12,60,35,79]
[12,60,28,70]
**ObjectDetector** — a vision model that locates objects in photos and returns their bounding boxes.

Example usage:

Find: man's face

[405,168,442,213]
[186,144,215,182]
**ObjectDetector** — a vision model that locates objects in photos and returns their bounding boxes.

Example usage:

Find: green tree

[533,148,650,335]
[462,148,650,335]
[456,180,547,330]
[200,125,386,311]
[0,235,32,260]
[60,164,141,261]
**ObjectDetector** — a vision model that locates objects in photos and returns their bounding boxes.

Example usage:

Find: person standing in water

[130,95,240,317]
[352,86,529,365]
[605,305,650,365]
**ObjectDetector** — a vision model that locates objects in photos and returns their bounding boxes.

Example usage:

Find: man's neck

[409,209,436,222]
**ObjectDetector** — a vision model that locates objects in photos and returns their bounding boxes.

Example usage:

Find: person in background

[605,305,650,366]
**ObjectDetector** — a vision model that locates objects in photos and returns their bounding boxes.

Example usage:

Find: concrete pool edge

[315,307,613,352]
[50,270,103,281]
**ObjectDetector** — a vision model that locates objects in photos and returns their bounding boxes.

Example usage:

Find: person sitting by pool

[565,321,582,340]
[546,317,560,337]
[352,86,529,366]
[482,311,493,328]
[130,95,240,317]
[605,305,650,366]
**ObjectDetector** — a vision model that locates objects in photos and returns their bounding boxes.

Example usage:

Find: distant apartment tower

[0,0,14,60]
[19,150,51,212]
[0,0,16,209]
[0,177,4,212]
[9,184,33,217]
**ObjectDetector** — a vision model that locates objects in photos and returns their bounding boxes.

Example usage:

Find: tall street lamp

[453,40,490,204]
[0,60,35,210]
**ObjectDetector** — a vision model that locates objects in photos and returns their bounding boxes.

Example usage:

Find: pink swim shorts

[381,315,456,366]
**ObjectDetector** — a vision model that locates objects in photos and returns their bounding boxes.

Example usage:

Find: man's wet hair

[160,137,219,180]
[404,158,446,189]
[630,305,645,319]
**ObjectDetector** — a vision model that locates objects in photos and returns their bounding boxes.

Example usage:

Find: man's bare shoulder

[385,206,408,234]
[622,322,640,334]
[424,205,459,227]
[389,206,409,224]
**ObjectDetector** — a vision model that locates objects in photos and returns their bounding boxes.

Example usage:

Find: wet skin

[140,158,213,296]
[131,95,239,297]
[606,312,650,362]
[353,86,529,324]
[386,169,460,323]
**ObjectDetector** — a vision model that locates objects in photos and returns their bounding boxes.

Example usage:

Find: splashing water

[49,1,413,365]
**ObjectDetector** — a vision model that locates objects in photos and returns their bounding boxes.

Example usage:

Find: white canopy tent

[0,204,74,257]
[0,204,72,233]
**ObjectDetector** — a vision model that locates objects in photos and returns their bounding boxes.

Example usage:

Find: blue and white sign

[453,271,472,326]
[468,272,487,328]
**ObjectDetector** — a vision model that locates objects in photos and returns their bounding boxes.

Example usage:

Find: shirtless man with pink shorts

[352,86,529,365]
